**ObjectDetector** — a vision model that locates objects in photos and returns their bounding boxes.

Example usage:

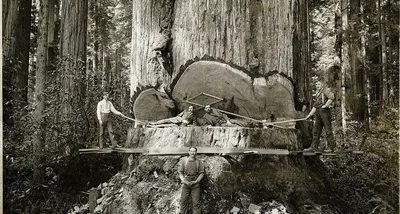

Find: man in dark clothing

[179,147,205,214]
[202,104,233,126]
[151,105,197,126]
[203,104,250,127]
[304,80,336,153]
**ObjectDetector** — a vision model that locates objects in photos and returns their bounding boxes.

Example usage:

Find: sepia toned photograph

[3,0,399,213]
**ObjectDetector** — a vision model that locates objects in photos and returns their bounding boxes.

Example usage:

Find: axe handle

[264,118,307,125]
[121,115,155,127]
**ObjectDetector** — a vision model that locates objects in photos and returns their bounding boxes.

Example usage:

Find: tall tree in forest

[59,0,89,145]
[3,0,32,126]
[340,0,349,131]
[386,0,398,108]
[377,0,388,111]
[349,0,365,123]
[360,0,370,129]
[32,0,49,183]
[88,0,114,90]
[47,0,60,69]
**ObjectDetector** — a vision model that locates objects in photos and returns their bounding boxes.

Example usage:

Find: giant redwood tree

[59,0,89,145]
[3,0,32,126]
[32,0,49,183]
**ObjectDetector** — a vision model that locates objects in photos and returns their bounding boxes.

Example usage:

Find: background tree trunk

[59,0,89,145]
[47,0,59,69]
[341,0,349,131]
[32,0,49,183]
[360,0,370,130]
[378,0,388,112]
[349,0,365,123]
[3,0,32,126]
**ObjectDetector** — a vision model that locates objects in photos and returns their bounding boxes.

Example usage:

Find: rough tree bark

[378,0,388,112]
[130,0,304,96]
[341,0,349,131]
[386,0,396,108]
[349,0,365,123]
[33,0,49,183]
[47,0,59,69]
[59,0,89,145]
[3,0,32,126]
[293,0,310,103]
[360,0,370,129]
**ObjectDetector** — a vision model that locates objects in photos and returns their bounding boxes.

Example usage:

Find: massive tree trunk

[378,0,388,112]
[59,0,89,145]
[349,0,365,123]
[3,0,32,126]
[386,0,396,108]
[33,0,49,183]
[360,0,370,129]
[47,0,59,69]
[341,0,349,131]
[130,0,309,125]
[130,0,303,95]
[293,0,310,104]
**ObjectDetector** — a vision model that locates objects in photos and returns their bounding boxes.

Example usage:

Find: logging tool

[121,115,155,128]
[184,92,308,128]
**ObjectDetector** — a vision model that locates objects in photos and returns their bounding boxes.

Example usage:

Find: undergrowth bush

[4,58,130,213]
[324,110,399,214]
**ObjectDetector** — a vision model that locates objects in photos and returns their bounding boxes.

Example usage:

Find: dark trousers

[99,113,117,148]
[180,183,201,214]
[311,108,335,150]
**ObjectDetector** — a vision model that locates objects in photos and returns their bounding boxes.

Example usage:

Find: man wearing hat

[304,79,336,153]
[96,92,124,148]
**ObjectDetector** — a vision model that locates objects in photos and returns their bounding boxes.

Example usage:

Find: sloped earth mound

[69,154,341,214]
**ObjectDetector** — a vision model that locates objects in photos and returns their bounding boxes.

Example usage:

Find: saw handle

[262,118,307,126]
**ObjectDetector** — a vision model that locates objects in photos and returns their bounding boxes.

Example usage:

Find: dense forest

[3,0,399,213]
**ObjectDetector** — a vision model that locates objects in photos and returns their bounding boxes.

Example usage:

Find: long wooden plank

[79,148,118,154]
[79,147,289,155]
[289,150,364,156]
[80,147,362,156]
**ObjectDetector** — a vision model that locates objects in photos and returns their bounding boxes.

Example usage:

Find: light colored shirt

[177,109,196,124]
[97,99,121,121]
[313,87,335,109]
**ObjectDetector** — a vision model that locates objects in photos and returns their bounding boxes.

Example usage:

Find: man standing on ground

[151,105,197,126]
[179,147,205,214]
[303,80,336,153]
[97,92,124,148]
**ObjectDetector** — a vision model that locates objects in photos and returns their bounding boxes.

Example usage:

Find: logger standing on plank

[97,92,124,148]
[179,147,205,214]
[303,79,336,153]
